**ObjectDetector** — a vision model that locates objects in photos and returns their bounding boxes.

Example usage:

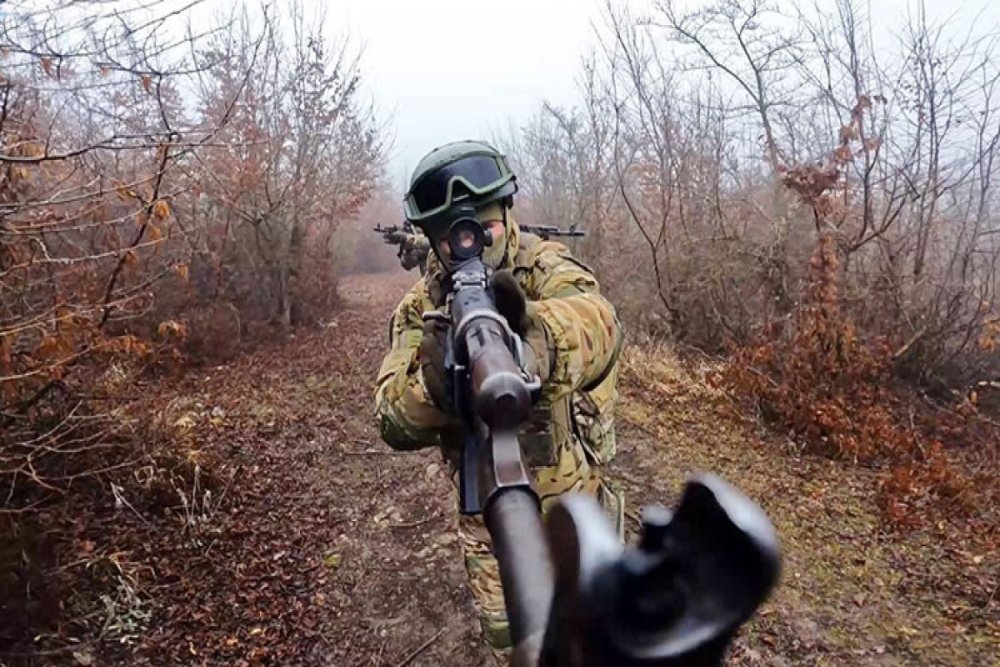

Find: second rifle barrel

[485,488,555,646]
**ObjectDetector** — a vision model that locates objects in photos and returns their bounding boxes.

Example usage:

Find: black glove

[419,318,451,412]
[490,270,552,383]
[490,269,530,336]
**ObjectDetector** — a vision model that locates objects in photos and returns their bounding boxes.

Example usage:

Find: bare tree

[655,0,802,178]
[507,0,1000,389]
[0,0,236,503]
[0,0,385,508]
[192,2,382,331]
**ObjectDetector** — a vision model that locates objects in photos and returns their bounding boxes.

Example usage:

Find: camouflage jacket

[373,219,622,508]
[399,234,429,273]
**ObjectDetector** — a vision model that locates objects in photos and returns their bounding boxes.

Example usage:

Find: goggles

[404,154,516,229]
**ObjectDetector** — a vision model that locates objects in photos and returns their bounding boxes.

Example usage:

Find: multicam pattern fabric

[373,213,624,659]
[398,234,429,273]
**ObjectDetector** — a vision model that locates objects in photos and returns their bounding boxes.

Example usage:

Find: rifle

[374,221,429,275]
[424,207,781,667]
[373,221,410,243]
[520,224,586,240]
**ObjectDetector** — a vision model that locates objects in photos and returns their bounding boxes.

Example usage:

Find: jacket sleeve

[524,242,623,401]
[373,280,457,450]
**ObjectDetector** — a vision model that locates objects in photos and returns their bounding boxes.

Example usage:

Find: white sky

[326,0,605,190]
[160,0,999,191]
[322,0,999,191]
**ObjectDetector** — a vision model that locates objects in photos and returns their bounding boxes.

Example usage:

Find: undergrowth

[720,233,991,529]
[720,109,998,532]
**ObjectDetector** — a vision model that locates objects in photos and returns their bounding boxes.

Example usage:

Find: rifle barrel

[521,224,586,238]
[486,488,555,646]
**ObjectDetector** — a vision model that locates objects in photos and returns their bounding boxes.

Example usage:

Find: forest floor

[8,271,997,666]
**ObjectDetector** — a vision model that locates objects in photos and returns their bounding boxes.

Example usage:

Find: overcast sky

[323,0,999,191]
[325,0,605,189]
[168,0,1000,191]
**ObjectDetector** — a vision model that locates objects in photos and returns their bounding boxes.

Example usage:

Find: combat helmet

[403,140,517,241]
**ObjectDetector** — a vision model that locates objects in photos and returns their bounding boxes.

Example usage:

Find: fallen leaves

[172,413,197,430]
[9,271,994,666]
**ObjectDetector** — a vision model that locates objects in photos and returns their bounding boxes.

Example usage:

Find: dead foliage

[0,3,383,662]
[722,112,999,532]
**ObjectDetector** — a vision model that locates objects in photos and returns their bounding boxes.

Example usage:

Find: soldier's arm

[373,281,456,450]
[524,242,623,399]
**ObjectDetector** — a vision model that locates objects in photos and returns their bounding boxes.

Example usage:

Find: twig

[111,483,151,527]
[340,442,403,457]
[620,415,662,441]
[740,363,781,389]
[393,628,445,667]
[0,498,48,514]
[208,466,240,521]
[390,513,440,529]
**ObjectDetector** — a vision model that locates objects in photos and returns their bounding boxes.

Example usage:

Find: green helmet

[403,140,517,239]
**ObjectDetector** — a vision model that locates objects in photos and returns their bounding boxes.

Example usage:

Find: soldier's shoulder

[394,275,433,313]
[516,233,569,264]
[404,234,431,251]
[519,236,594,276]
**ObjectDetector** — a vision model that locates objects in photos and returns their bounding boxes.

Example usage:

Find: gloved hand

[490,269,552,384]
[490,269,529,336]
[419,317,452,412]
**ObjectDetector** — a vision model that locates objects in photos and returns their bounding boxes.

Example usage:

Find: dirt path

[97,271,995,666]
[108,271,489,666]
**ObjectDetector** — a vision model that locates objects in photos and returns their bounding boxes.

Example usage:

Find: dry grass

[615,345,999,665]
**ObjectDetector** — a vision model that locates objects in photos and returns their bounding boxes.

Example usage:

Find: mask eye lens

[457,229,476,249]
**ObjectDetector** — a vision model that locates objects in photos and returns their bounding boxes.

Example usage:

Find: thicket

[724,106,993,529]
[0,0,382,654]
[502,0,999,527]
[508,0,1000,389]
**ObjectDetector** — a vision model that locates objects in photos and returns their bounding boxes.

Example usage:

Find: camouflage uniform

[374,213,624,659]
[399,233,431,274]
[386,231,430,275]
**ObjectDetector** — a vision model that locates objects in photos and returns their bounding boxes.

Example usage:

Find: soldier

[396,232,430,275]
[379,226,431,275]
[373,140,623,662]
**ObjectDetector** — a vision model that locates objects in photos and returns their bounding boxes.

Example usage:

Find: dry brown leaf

[153,199,171,219]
